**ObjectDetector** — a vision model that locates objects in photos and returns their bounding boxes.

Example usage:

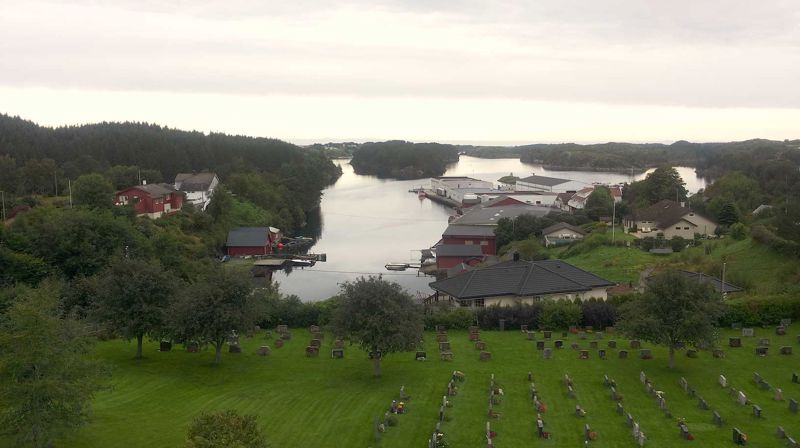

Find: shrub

[537,300,582,330]
[425,308,475,330]
[186,410,266,448]
[477,303,543,330]
[729,223,748,241]
[720,295,800,327]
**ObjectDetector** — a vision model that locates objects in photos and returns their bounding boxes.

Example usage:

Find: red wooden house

[225,227,282,257]
[115,183,183,218]
[441,225,497,256]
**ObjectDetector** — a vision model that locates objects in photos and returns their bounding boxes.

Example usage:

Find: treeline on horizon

[349,140,459,179]
[0,114,342,232]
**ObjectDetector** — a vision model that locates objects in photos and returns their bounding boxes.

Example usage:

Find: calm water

[275,157,707,301]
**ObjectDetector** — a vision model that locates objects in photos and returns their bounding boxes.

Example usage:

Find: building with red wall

[225,227,282,257]
[115,183,183,219]
[441,225,497,256]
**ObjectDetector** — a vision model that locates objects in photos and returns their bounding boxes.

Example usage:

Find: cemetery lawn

[57,325,800,447]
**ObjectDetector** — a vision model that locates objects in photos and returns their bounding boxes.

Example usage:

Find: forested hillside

[349,140,459,179]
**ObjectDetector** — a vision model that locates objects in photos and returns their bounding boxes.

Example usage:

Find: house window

[684,227,690,230]
[474,298,485,307]
[459,300,471,307]
[480,240,488,246]
[675,226,681,230]
[464,240,474,245]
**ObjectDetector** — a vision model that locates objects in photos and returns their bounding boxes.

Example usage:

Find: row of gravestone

[603,375,646,446]
[436,326,455,362]
[486,373,501,446]
[748,372,799,414]
[530,374,550,441]
[639,371,674,421]
[678,376,724,433]
[427,371,465,448]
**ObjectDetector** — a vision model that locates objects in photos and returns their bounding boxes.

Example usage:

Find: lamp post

[721,261,727,299]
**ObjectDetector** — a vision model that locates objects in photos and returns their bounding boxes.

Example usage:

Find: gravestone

[305,346,319,357]
[435,324,446,332]
[639,349,652,360]
[738,391,747,406]
[679,423,689,440]
[640,371,647,384]
[437,334,449,343]
[776,326,787,336]
[469,332,479,341]
[160,341,172,352]
[777,426,786,439]
[687,349,698,358]
[789,398,799,413]
[567,385,575,398]
[590,341,598,349]
[759,338,770,346]
[729,337,742,347]
[440,352,454,361]
[310,339,321,348]
[632,421,640,438]
[276,324,288,333]
[187,341,199,353]
[498,319,505,331]
[312,331,323,340]
[543,348,552,359]
[753,404,762,418]
[603,374,610,386]
[605,326,615,334]
[719,375,728,387]
[742,328,754,337]
[475,340,486,350]
[712,411,722,426]
[569,325,578,333]
[274,339,284,348]
[630,340,641,349]
[753,372,762,383]
[731,322,742,329]
[579,350,589,360]
[755,346,768,356]
[732,428,745,445]
[680,377,688,392]
[619,350,628,359]
[713,349,725,358]
[611,387,621,401]
[774,388,783,401]
[309,324,320,333]
[599,349,607,360]
[790,437,800,448]
[280,331,292,340]
[698,397,709,410]
[617,402,624,415]
[469,325,479,333]
[608,340,617,348]
[479,351,492,361]
[595,331,604,339]
[781,318,792,326]
[626,413,634,427]
[331,348,344,358]
[229,344,241,354]
[794,372,800,383]
[536,341,545,350]
[334,339,345,349]
[780,346,793,355]
[578,331,587,340]
[415,351,426,360]
[521,324,528,332]
[555,340,564,349]
[257,346,270,356]
[571,342,580,350]
[543,330,552,339]
[439,342,451,351]
[527,331,535,341]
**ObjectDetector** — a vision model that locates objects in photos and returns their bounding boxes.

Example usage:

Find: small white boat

[385,263,409,271]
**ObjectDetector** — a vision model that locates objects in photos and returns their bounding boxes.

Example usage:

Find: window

[459,300,471,307]
[480,240,488,246]
[464,240,474,245]
[676,226,681,230]
[684,227,690,230]
[474,298,485,307]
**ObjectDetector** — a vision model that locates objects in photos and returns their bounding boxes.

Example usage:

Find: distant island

[349,141,460,179]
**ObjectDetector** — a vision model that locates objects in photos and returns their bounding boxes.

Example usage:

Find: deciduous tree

[73,173,115,209]
[185,410,267,448]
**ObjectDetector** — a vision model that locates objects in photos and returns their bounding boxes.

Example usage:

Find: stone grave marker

[774,388,783,401]
[543,330,552,339]
[570,342,580,350]
[731,322,742,329]
[229,344,241,354]
[753,372,762,383]
[579,350,589,360]
[469,332,480,342]
[777,426,786,439]
[435,324,446,332]
[719,375,728,387]
[499,319,506,331]
[737,391,747,406]
[712,411,722,426]
[632,421,640,438]
[729,337,742,347]
[309,324,320,333]
[479,351,492,361]
[310,339,321,348]
[439,342,451,351]
[599,349,607,359]
[274,339,284,348]
[536,341,545,350]
[305,346,319,357]
[605,326,615,334]
[603,374,610,386]
[521,324,528,332]
[334,339,345,349]
[687,349,698,358]
[590,341,598,349]
[756,346,768,356]
[415,351,426,360]
[698,397,709,410]
[554,340,564,349]
[527,331,535,341]
[440,352,454,361]
[680,377,688,392]
[713,349,725,358]
[776,326,787,336]
[543,348,552,359]
[469,325,479,333]
[277,324,288,333]
[595,331,604,339]
[280,331,292,340]
[626,413,634,427]
[793,372,799,383]
[790,398,798,413]
[257,346,271,356]
[742,328,754,337]
[578,331,587,340]
[780,346,793,355]
[759,338,770,346]
[619,350,628,359]
[617,402,624,415]
[640,371,647,384]
[187,341,199,353]
[567,385,575,398]
[475,340,486,350]
[781,318,792,326]
[753,404,762,418]
[611,387,621,401]
[569,325,578,333]
[679,423,689,440]
[608,340,617,348]
[640,349,652,360]
[790,437,799,448]
[437,334,448,343]
[630,340,641,349]
[732,428,745,445]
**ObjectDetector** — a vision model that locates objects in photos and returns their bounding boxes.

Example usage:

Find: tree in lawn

[93,257,177,359]
[185,409,267,448]
[585,186,614,221]
[72,173,115,209]
[616,270,725,369]
[331,276,423,377]
[171,267,263,365]
[0,282,108,448]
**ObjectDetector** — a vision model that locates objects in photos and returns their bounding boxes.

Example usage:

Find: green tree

[585,187,614,221]
[73,173,115,209]
[717,202,741,226]
[729,223,748,240]
[185,410,267,448]
[616,270,725,369]
[0,282,108,447]
[625,167,687,207]
[331,276,423,376]
[93,257,177,358]
[170,267,263,365]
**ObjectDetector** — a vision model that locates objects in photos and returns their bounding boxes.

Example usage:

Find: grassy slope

[57,326,800,448]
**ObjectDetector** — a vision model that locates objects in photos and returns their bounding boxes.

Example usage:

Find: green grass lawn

[559,245,669,285]
[55,325,800,447]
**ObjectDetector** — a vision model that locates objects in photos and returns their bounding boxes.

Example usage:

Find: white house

[430,176,494,199]
[174,173,220,210]
[542,222,587,246]
[624,200,717,239]
[515,174,585,194]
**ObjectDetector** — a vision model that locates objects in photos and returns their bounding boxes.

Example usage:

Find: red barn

[435,244,484,270]
[115,183,183,218]
[441,225,497,255]
[225,227,282,257]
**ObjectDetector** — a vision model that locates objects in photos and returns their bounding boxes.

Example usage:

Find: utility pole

[721,261,727,299]
[1,190,5,222]
[611,199,616,243]
[68,179,73,208]
[54,170,59,196]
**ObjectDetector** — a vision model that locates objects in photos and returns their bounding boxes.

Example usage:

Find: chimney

[513,252,520,262]
[142,179,147,185]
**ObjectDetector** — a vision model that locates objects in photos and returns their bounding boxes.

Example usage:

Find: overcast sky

[1,0,799,144]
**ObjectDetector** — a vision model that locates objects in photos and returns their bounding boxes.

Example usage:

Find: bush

[424,308,475,330]
[186,410,266,448]
[719,295,800,327]
[729,223,748,240]
[669,236,688,253]
[477,303,544,330]
[537,300,582,330]
[581,299,617,329]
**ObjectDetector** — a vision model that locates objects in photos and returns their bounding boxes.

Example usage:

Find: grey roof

[518,175,572,186]
[450,204,551,226]
[436,244,484,257]
[626,199,715,228]
[430,259,615,299]
[131,183,179,198]
[542,222,586,236]
[175,172,218,191]
[442,225,496,237]
[226,227,270,247]
[679,271,743,293]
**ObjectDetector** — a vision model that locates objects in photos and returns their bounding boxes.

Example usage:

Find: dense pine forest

[349,140,459,178]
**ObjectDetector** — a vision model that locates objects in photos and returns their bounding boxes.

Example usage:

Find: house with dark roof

[542,222,587,246]
[225,226,282,256]
[174,172,220,210]
[515,174,585,193]
[115,183,183,218]
[429,258,615,307]
[435,244,485,270]
[624,200,717,239]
